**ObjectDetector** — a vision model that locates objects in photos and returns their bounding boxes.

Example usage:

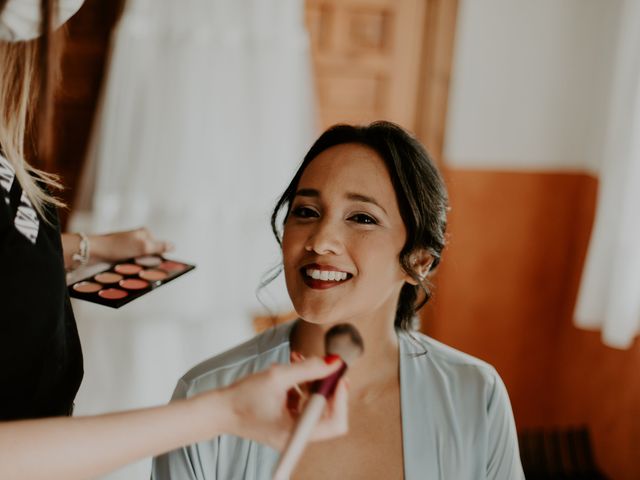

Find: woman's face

[282,143,411,327]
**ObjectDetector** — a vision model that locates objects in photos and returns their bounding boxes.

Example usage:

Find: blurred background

[49,0,638,478]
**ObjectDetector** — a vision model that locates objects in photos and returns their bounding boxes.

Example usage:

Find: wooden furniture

[519,426,608,479]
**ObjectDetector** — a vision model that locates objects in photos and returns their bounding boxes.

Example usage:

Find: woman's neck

[290,317,400,394]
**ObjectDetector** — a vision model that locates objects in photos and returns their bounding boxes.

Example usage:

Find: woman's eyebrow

[294,188,319,198]
[346,192,387,215]
[294,189,387,215]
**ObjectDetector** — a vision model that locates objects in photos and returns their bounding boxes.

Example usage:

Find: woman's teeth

[306,269,348,282]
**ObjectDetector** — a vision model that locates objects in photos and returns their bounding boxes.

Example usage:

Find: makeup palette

[68,255,195,308]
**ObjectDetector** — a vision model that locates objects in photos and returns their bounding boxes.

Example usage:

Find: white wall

[444,0,622,172]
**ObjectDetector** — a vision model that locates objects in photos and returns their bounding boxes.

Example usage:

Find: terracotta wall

[422,168,640,479]
[550,320,640,480]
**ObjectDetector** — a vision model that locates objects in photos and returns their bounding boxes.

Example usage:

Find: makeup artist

[0,2,348,478]
[0,0,173,421]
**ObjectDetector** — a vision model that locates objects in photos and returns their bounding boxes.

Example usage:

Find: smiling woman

[274,123,448,334]
[152,121,524,480]
[281,143,418,337]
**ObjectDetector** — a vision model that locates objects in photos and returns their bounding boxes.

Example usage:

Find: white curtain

[69,1,315,477]
[574,0,640,349]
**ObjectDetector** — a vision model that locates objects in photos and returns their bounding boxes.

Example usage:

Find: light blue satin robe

[152,321,524,479]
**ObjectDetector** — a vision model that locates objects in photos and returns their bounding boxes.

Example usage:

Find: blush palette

[68,255,195,308]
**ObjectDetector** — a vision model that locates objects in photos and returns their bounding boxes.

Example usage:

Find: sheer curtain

[69,1,315,476]
[574,0,640,349]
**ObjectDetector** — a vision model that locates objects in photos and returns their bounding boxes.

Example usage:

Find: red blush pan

[114,263,142,275]
[158,261,187,273]
[98,288,128,300]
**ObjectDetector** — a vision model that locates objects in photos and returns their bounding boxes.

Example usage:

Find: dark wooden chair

[518,426,608,479]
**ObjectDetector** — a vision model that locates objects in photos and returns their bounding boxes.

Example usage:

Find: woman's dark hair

[269,121,449,331]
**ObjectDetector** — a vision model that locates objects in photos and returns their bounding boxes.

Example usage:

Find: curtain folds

[574,0,640,349]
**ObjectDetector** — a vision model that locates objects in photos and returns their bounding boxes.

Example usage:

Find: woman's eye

[291,206,319,218]
[349,213,378,225]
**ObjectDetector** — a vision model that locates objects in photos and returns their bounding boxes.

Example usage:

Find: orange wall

[422,168,640,479]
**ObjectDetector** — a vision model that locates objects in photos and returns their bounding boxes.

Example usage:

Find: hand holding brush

[273,323,364,480]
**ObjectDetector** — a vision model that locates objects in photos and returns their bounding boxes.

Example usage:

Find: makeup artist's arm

[61,227,173,270]
[0,357,347,480]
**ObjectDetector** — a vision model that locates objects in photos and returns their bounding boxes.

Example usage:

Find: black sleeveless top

[0,154,83,419]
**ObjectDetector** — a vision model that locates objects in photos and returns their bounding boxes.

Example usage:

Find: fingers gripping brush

[273,324,364,480]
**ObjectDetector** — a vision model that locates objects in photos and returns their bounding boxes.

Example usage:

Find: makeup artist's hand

[0,358,346,480]
[214,357,348,450]
[89,227,173,262]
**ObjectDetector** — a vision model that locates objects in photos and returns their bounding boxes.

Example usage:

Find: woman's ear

[404,250,434,285]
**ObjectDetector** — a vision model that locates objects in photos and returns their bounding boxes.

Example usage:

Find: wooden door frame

[414,0,459,167]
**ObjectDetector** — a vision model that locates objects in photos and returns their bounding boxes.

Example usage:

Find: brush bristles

[325,324,364,366]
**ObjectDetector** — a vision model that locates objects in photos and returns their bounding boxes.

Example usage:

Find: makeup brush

[273,324,364,480]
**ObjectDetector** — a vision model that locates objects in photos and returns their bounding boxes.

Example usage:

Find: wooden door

[305,0,426,131]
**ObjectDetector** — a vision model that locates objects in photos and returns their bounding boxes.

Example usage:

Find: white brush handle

[272,394,327,480]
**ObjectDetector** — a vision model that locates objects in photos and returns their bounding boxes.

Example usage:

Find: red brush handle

[310,361,347,398]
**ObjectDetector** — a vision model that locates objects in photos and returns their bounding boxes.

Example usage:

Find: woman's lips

[300,265,352,290]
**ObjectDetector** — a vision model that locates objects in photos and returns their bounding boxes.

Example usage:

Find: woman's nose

[304,220,343,255]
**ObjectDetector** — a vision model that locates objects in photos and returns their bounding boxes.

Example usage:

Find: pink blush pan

[119,278,149,290]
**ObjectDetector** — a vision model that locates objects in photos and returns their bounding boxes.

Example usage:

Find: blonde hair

[0,0,65,221]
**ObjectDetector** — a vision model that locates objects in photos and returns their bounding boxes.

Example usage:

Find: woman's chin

[298,315,329,326]
[297,311,344,327]
[297,309,362,329]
